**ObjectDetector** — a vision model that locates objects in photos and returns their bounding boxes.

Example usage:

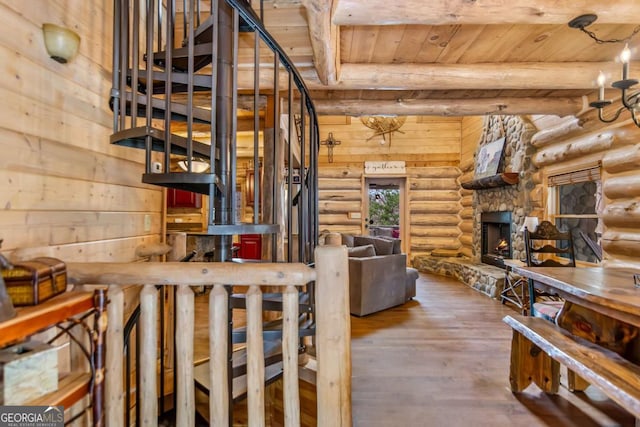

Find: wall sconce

[568,14,640,128]
[178,158,210,173]
[520,216,539,233]
[42,23,81,64]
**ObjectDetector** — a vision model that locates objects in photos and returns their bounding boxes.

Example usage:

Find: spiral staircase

[109,0,321,423]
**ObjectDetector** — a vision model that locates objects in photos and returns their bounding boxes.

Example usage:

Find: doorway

[364,177,407,253]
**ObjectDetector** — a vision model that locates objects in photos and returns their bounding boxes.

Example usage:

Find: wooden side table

[501,259,529,315]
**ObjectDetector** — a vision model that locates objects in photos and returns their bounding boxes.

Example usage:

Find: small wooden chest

[2,257,67,306]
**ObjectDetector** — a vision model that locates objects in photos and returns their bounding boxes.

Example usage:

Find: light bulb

[379,137,386,145]
[597,71,605,100]
[621,44,631,64]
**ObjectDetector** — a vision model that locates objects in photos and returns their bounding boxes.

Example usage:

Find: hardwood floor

[350,273,635,427]
[192,274,635,426]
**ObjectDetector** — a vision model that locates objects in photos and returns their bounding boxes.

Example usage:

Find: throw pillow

[348,244,375,258]
[379,236,402,254]
[353,236,394,256]
[341,233,355,248]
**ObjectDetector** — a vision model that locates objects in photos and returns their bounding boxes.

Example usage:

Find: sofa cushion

[342,233,355,248]
[379,236,402,254]
[348,244,376,258]
[353,236,394,255]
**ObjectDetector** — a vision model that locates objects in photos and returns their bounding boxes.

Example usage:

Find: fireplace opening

[481,211,512,268]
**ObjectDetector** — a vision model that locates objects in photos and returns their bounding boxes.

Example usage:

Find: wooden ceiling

[236,0,640,117]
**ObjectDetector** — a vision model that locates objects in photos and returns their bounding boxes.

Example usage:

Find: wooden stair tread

[27,372,91,409]
[504,314,640,417]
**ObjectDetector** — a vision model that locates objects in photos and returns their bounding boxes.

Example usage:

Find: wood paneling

[0,0,161,260]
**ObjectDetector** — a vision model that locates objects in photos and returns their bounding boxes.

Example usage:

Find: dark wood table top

[512,267,640,327]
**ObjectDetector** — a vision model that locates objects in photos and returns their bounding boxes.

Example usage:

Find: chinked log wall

[529,108,640,269]
[318,165,462,260]
[317,116,463,261]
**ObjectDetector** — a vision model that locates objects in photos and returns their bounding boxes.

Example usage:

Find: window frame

[545,164,602,266]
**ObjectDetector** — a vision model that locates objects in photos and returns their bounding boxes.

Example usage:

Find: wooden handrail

[84,248,350,427]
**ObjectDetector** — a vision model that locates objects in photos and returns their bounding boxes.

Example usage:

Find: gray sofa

[344,235,418,316]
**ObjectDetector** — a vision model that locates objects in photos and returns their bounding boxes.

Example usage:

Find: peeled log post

[531,116,584,147]
[209,285,229,426]
[602,200,640,228]
[282,285,301,426]
[602,144,640,174]
[105,286,124,426]
[314,245,351,427]
[139,285,158,427]
[604,175,640,199]
[176,285,195,427]
[246,286,266,426]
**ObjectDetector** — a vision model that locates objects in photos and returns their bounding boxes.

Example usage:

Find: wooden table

[511,267,640,328]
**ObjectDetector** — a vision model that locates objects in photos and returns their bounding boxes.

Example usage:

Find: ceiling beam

[332,62,628,91]
[313,97,585,117]
[300,0,339,85]
[333,0,640,25]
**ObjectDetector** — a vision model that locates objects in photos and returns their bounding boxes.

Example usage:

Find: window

[548,167,601,263]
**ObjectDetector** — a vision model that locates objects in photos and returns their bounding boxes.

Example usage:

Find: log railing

[67,244,350,426]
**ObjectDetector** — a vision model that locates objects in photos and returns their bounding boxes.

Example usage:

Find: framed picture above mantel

[474,137,506,180]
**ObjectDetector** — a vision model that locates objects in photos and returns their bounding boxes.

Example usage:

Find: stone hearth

[412,255,504,298]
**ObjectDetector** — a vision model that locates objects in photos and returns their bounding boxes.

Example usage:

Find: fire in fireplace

[481,211,512,268]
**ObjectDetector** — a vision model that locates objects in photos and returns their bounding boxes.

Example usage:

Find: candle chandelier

[569,14,640,127]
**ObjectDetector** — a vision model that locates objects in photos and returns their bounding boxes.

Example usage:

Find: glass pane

[368,188,400,237]
[558,181,597,215]
[555,217,600,263]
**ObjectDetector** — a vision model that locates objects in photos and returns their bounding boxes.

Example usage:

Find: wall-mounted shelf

[461,173,519,190]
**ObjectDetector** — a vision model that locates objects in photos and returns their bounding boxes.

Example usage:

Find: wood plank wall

[529,111,640,269]
[0,0,163,262]
[317,116,463,261]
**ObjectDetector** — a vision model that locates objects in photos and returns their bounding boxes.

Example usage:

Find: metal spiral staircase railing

[110,0,320,423]
[110,0,319,265]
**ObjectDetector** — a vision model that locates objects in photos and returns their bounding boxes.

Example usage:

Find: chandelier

[569,14,640,127]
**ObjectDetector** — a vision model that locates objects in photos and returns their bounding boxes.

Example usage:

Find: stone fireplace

[472,115,538,269]
[481,211,512,268]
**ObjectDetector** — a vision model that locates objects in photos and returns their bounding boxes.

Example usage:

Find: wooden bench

[503,314,640,419]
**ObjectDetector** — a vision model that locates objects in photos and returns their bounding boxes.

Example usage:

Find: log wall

[0,0,163,261]
[529,111,640,268]
[317,116,463,261]
[459,116,483,257]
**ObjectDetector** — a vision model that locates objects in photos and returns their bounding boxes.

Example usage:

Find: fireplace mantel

[461,172,519,190]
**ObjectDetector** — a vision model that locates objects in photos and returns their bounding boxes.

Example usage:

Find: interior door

[364,177,407,253]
